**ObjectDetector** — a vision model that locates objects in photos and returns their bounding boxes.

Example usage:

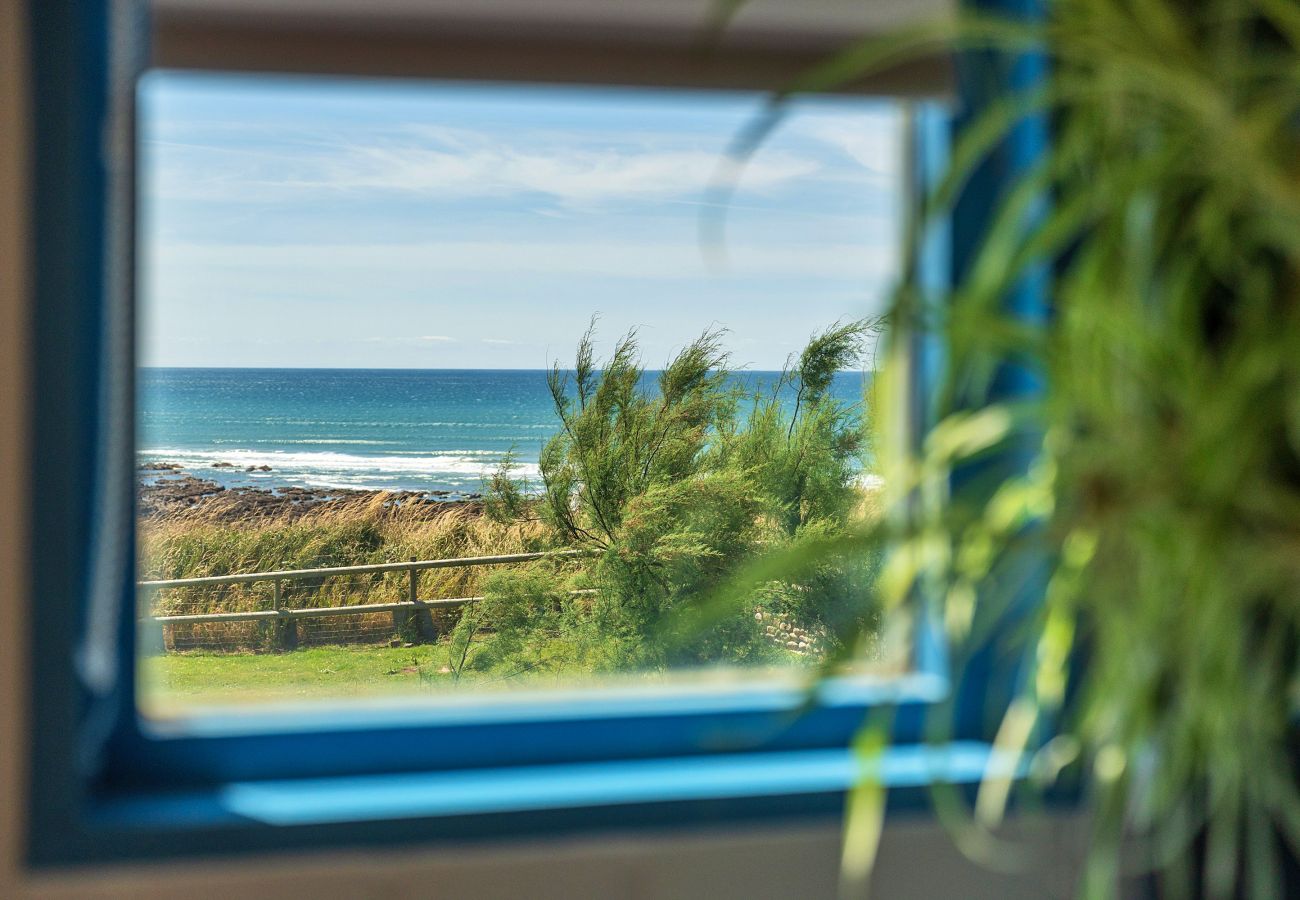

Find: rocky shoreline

[138,462,481,523]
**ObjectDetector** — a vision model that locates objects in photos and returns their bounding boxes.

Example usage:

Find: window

[135,72,909,715]
[24,0,1047,868]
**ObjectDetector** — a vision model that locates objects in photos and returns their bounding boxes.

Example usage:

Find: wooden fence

[138,549,594,652]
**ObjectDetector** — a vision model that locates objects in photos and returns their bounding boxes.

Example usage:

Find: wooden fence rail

[139,549,592,589]
[139,548,596,652]
[149,595,480,625]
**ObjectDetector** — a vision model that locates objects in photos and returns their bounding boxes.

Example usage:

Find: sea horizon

[138,368,872,495]
[139,365,876,373]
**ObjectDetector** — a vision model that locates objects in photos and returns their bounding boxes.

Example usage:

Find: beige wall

[1,0,35,890]
[7,817,1087,900]
[0,5,1084,897]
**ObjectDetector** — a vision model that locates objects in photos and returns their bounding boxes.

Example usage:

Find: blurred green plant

[709,0,1300,896]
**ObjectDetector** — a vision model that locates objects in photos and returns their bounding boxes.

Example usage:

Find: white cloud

[795,117,900,186]
[315,142,815,205]
[362,335,457,344]
[145,124,822,207]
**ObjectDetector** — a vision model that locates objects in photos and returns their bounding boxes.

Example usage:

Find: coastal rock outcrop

[138,464,483,523]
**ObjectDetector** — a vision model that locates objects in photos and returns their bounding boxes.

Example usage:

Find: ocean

[138,368,869,495]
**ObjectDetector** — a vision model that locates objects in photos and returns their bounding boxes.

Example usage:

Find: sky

[138,72,902,370]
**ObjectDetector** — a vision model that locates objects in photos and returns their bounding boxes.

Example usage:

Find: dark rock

[138,479,486,525]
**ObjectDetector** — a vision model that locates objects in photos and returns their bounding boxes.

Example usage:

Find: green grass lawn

[139,638,664,711]
[140,644,458,711]
[139,639,814,716]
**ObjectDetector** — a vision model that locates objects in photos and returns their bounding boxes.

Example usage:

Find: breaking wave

[138,446,540,492]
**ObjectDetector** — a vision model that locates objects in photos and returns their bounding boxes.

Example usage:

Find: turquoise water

[139,368,868,495]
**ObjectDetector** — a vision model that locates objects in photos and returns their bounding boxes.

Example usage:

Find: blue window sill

[54,741,1008,868]
[145,671,951,740]
[18,670,978,868]
[111,672,952,787]
[223,741,999,825]
[27,670,982,867]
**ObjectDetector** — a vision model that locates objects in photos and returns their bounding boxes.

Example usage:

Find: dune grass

[139,497,559,625]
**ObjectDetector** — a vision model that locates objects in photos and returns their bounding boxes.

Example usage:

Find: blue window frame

[23,0,1049,868]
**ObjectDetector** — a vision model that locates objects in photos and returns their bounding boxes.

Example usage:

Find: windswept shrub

[446,564,578,680]
[484,319,883,672]
[482,451,532,526]
[718,319,880,534]
[538,324,731,547]
[592,468,771,667]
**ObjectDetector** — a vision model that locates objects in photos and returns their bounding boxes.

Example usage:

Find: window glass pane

[135,72,907,716]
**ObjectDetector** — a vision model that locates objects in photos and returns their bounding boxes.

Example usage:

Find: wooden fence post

[273,578,298,651]
[138,586,167,656]
[414,565,439,643]
[392,559,419,643]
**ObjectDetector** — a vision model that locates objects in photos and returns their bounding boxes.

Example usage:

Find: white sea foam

[234,419,553,430]
[139,447,541,483]
[248,439,398,446]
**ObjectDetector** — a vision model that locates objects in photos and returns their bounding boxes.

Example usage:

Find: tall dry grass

[139,495,555,621]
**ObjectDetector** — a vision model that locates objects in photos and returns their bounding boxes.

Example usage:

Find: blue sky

[139,72,901,370]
